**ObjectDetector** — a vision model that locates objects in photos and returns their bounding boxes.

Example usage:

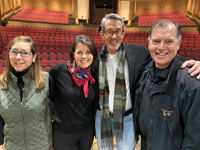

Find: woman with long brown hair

[0,36,52,150]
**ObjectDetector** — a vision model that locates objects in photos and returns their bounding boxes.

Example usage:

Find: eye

[21,51,30,55]
[152,40,159,44]
[116,30,121,34]
[106,30,113,34]
[11,50,18,54]
[77,51,82,54]
[166,41,173,44]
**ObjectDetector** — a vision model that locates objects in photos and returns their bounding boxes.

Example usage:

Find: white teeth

[158,53,166,56]
[111,41,117,43]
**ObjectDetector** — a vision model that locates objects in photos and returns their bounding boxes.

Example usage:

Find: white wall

[77,0,87,19]
[120,1,130,20]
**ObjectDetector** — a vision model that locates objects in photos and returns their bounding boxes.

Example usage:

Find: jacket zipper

[21,88,27,150]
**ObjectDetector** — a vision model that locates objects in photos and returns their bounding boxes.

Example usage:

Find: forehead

[11,42,31,51]
[75,43,90,51]
[151,24,177,40]
[104,19,122,30]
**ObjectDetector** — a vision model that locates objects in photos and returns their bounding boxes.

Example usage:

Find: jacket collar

[124,43,135,86]
[138,54,182,94]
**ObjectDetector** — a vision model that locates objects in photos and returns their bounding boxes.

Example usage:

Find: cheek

[74,55,80,61]
[9,57,15,65]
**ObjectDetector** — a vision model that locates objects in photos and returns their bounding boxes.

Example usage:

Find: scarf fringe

[113,129,124,142]
[101,138,113,150]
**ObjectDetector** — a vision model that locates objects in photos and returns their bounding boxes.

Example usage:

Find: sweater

[49,63,98,134]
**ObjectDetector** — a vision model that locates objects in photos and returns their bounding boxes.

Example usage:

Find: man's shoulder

[127,43,147,49]
[177,67,200,92]
[126,43,149,54]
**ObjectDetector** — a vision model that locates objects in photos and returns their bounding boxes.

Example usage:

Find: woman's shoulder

[49,63,68,72]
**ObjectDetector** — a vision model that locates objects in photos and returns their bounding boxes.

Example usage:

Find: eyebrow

[152,38,175,41]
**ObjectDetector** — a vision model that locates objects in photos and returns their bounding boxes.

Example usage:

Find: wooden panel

[187,0,193,13]
[194,0,200,19]
[136,0,188,15]
[93,8,113,24]
[1,0,13,14]
[21,0,72,13]
[14,0,21,7]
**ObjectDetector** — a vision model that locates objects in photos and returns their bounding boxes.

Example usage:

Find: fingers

[181,60,195,69]
[187,61,200,79]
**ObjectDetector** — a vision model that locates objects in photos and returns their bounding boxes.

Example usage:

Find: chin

[14,68,24,72]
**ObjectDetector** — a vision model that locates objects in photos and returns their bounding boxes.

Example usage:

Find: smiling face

[73,43,94,69]
[100,19,125,55]
[9,42,36,72]
[148,23,181,69]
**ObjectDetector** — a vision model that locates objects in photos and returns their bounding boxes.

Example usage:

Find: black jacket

[134,55,200,150]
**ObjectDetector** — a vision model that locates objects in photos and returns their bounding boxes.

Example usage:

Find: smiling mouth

[111,41,117,44]
[15,63,23,65]
[157,53,167,56]
[81,60,88,63]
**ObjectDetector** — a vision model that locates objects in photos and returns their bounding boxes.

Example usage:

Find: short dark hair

[148,19,181,42]
[69,35,98,68]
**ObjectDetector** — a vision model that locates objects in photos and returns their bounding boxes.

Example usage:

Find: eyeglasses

[8,49,32,58]
[104,30,123,36]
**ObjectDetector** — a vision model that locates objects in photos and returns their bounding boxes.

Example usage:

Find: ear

[100,31,105,41]
[122,31,125,38]
[32,53,37,62]
[177,39,181,52]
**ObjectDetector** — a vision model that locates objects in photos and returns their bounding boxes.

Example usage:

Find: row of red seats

[2,25,98,33]
[179,52,200,59]
[179,48,200,54]
[10,7,69,24]
[138,12,196,26]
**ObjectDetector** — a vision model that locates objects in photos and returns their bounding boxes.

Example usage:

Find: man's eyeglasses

[104,30,123,36]
[8,49,32,58]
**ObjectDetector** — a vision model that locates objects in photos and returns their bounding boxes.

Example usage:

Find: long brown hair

[0,36,46,90]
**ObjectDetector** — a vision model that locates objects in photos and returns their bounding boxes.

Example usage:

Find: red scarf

[68,62,95,98]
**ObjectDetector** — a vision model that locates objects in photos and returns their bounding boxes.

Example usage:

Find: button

[110,112,113,118]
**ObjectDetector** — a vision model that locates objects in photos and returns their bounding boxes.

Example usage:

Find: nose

[158,41,166,50]
[112,33,117,38]
[82,53,87,58]
[15,52,22,59]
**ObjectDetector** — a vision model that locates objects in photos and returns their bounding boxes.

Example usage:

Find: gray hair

[148,19,181,43]
[100,13,125,32]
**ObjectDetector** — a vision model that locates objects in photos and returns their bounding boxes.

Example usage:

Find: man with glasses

[95,13,200,150]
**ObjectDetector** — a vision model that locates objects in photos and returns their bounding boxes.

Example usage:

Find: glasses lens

[10,50,18,56]
[105,30,113,36]
[116,30,121,36]
[21,51,31,57]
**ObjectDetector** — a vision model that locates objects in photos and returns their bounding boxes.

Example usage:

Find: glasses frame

[8,49,32,58]
[104,30,124,37]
